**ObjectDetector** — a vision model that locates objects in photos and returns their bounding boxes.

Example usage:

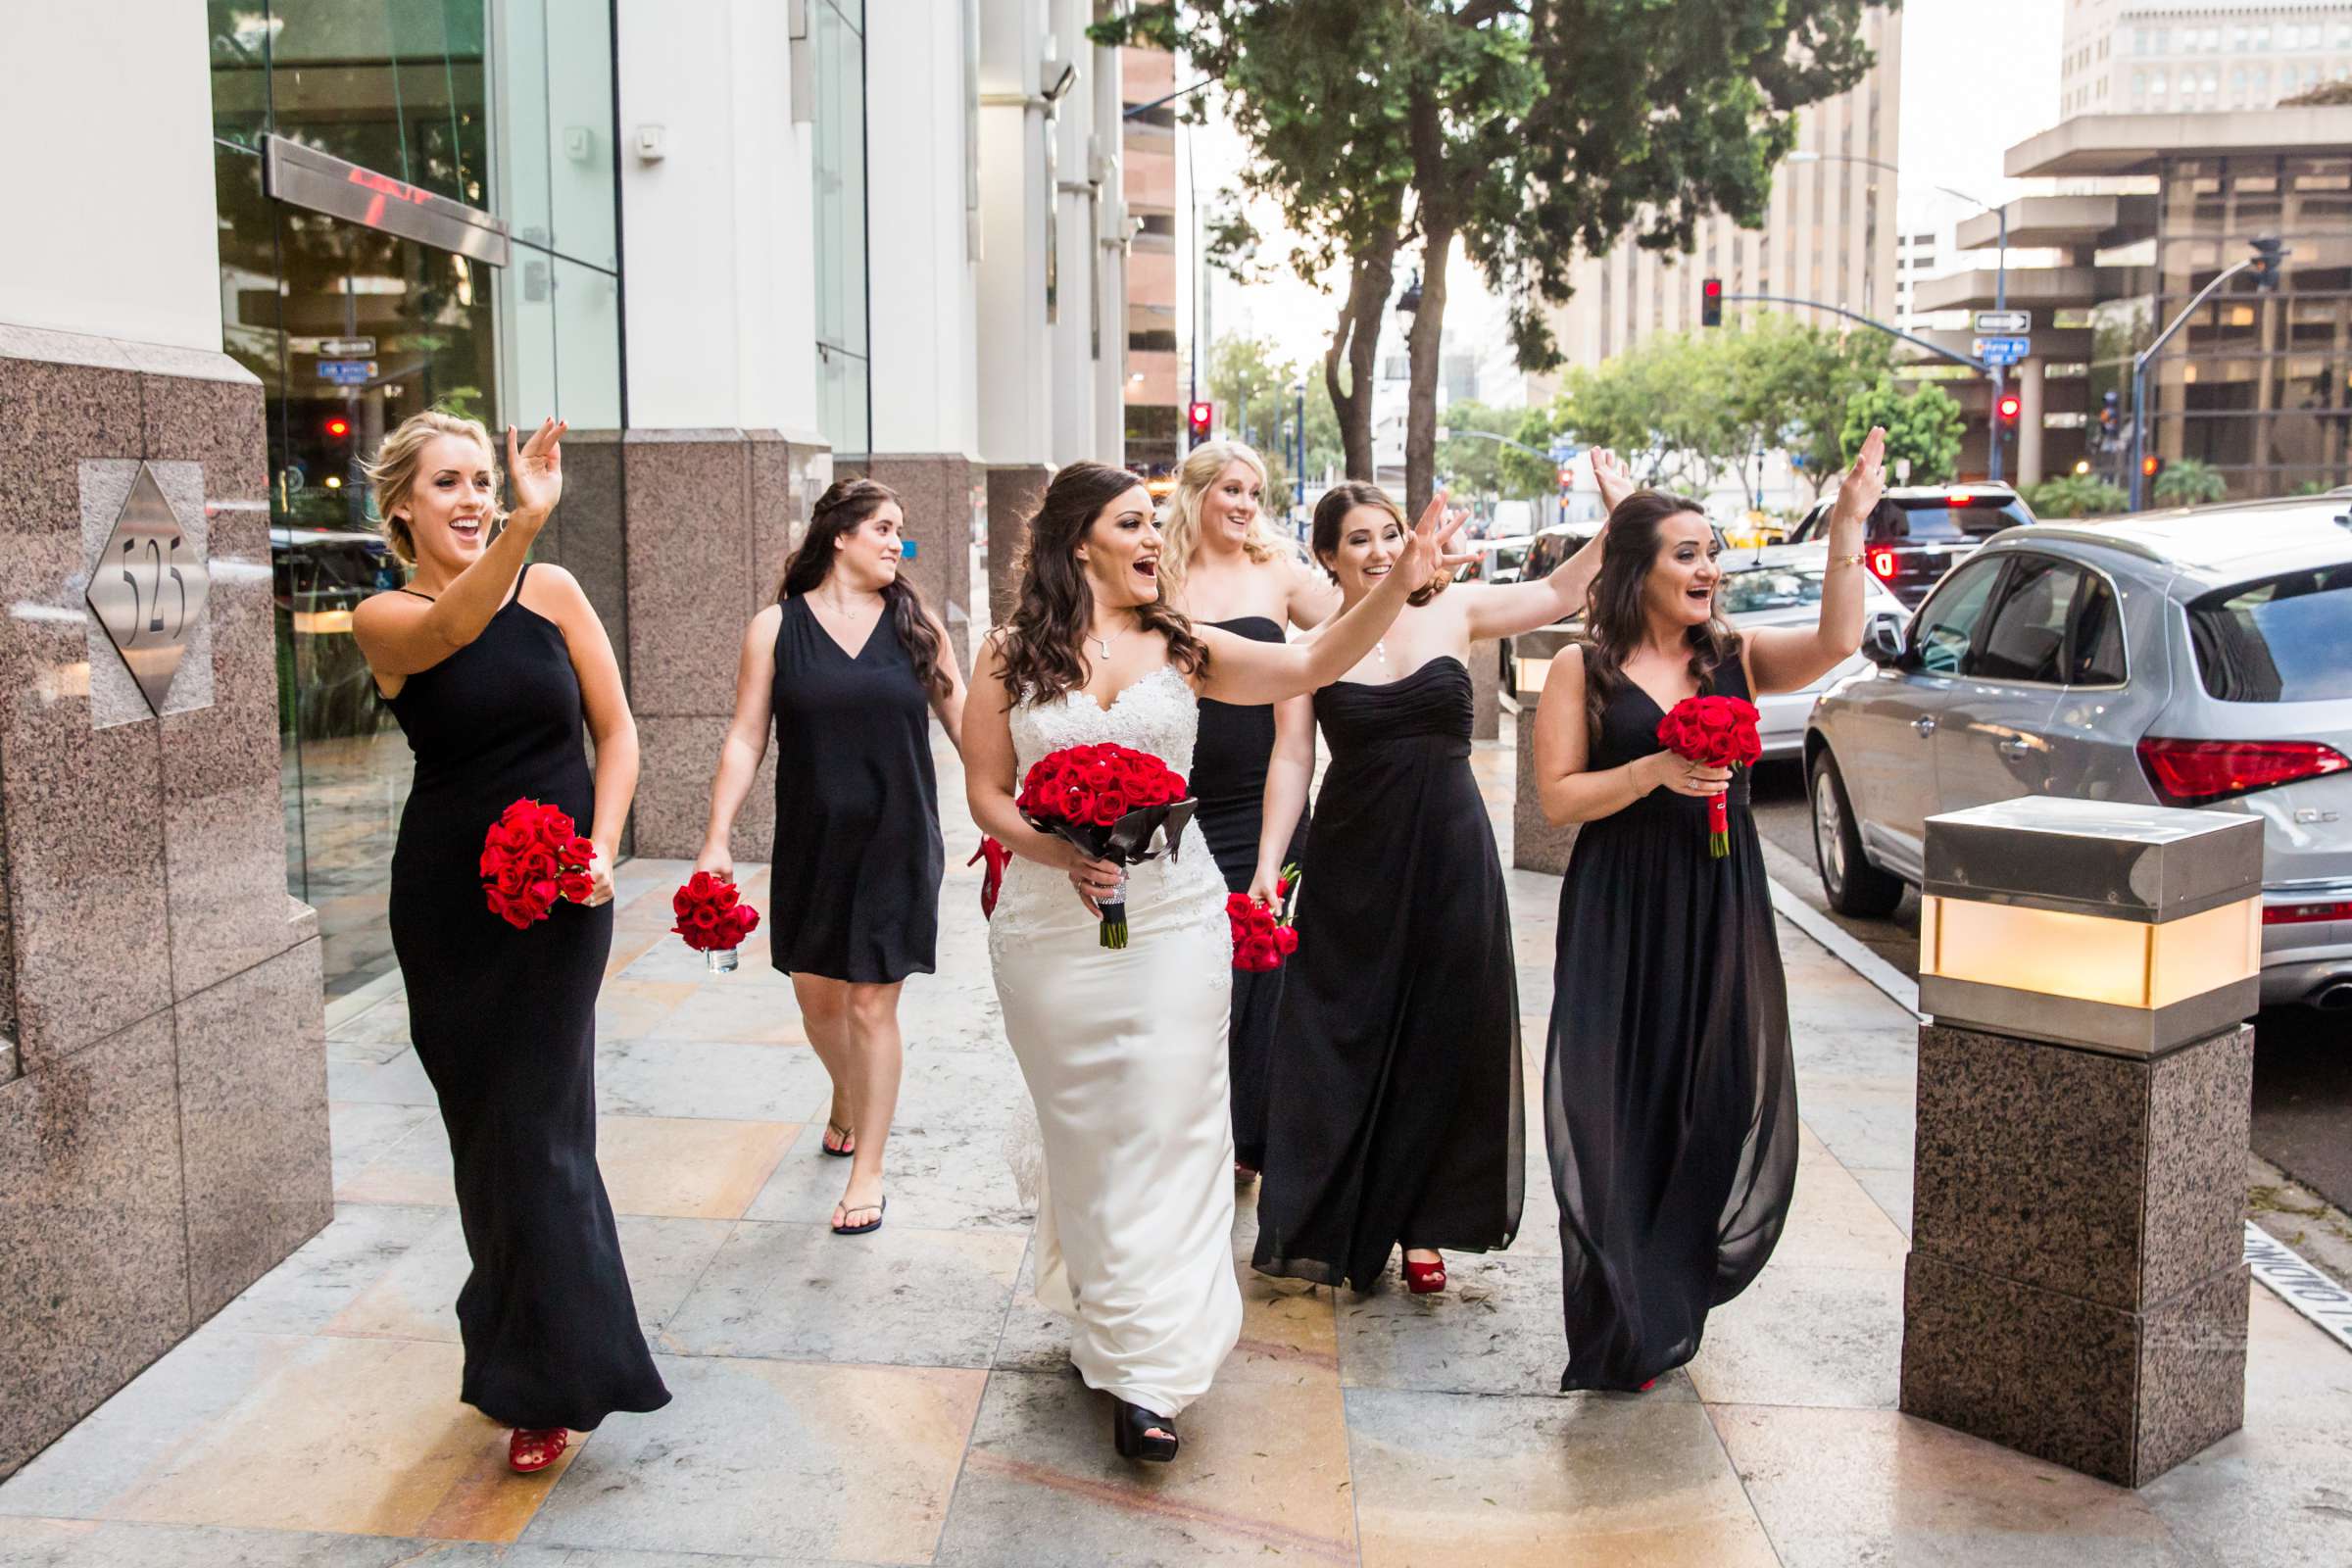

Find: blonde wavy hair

[362,409,503,565]
[1156,439,1288,602]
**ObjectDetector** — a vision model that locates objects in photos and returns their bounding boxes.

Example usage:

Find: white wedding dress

[990,662,1243,1417]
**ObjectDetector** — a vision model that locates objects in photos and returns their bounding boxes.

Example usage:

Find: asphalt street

[1747,759,2352,1215]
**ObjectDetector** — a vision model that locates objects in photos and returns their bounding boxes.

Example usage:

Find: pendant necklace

[1090,623,1124,662]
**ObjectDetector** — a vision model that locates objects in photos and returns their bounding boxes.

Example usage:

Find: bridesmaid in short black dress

[357,411,667,1472]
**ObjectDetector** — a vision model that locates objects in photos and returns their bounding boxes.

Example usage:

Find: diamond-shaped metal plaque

[85,463,210,714]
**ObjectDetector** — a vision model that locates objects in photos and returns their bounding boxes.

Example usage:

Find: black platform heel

[1111,1398,1179,1462]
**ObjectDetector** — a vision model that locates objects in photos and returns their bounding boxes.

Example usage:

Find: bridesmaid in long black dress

[1251,479,1611,1294]
[353,411,668,1474]
[697,479,964,1237]
[1532,431,1886,1390]
[1157,441,1336,1174]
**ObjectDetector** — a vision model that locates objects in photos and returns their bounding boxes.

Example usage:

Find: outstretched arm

[1746,426,1886,695]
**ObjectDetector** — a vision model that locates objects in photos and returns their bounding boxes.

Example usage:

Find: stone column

[2017,357,2047,490]
[0,325,330,1479]
[1509,627,1579,875]
[622,427,831,860]
[985,463,1053,627]
[863,453,984,662]
[1468,635,1500,741]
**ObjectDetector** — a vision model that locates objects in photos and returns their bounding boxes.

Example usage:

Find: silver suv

[1805,496,2352,1011]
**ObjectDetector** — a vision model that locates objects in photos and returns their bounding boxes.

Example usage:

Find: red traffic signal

[1556,465,1576,490]
[1186,401,1213,449]
[2142,454,2165,479]
[1701,277,1724,328]
[1995,392,2022,423]
[324,416,352,439]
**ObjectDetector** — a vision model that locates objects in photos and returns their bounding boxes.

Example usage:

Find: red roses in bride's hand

[1654,696,1762,858]
[480,799,599,927]
[671,871,760,956]
[1226,891,1298,972]
[1015,743,1197,950]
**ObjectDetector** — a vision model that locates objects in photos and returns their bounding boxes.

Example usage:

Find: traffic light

[1556,465,1575,491]
[324,415,352,440]
[1701,277,1724,328]
[1186,401,1213,449]
[2249,235,2288,292]
[2142,454,2165,481]
[1996,391,2023,424]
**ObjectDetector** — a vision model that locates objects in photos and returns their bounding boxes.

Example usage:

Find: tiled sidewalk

[2,725,2348,1566]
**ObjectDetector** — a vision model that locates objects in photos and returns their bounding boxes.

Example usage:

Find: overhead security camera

[1042,60,1079,103]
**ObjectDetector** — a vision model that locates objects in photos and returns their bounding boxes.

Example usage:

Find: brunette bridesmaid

[1155,440,1338,1176]
[352,410,669,1474]
[1532,431,1886,1390]
[697,478,965,1237]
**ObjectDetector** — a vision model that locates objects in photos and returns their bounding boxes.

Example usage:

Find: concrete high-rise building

[1121,47,1182,476]
[1535,6,1903,384]
[2061,0,2352,117]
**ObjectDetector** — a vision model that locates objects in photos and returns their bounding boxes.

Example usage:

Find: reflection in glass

[811,0,870,456]
[269,0,490,207]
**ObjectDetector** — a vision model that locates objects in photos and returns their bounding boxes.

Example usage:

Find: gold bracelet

[1830,552,1866,568]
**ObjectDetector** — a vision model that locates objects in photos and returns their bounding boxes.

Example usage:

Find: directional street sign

[1974,336,2031,368]
[1974,311,2031,335]
[317,359,378,384]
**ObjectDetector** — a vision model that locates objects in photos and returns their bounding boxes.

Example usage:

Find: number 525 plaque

[85,463,211,715]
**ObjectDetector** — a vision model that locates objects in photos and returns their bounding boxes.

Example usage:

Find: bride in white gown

[965,462,1466,1462]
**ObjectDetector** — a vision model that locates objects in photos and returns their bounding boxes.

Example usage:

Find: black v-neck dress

[1543,654,1798,1391]
[767,593,944,983]
[384,566,670,1431]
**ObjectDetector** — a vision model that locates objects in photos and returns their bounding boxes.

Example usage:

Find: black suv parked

[1788,482,2036,609]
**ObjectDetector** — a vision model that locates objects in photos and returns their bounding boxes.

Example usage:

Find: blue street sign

[900,538,918,560]
[318,359,376,384]
[1974,336,2030,368]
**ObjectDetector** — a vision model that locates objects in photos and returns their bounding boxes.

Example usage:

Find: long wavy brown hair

[776,478,951,699]
[1310,481,1447,606]
[996,462,1209,706]
[1580,490,1741,741]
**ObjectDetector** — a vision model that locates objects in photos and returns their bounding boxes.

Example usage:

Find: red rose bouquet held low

[1654,695,1762,858]
[1227,863,1300,972]
[479,799,599,928]
[1014,742,1198,949]
[672,871,761,972]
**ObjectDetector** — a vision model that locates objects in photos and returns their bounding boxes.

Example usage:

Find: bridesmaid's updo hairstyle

[363,408,502,566]
[1578,489,1741,744]
[1156,439,1285,601]
[996,461,1209,707]
[777,477,953,699]
[1310,482,1447,606]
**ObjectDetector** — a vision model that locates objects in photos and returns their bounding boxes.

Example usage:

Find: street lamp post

[1788,151,2010,483]
[2126,242,2282,511]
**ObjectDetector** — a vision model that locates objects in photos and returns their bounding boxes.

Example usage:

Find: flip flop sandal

[831,1197,887,1236]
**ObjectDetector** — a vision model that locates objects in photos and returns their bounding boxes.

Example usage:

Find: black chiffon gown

[1192,614,1309,1171]
[767,594,943,983]
[1544,655,1797,1392]
[385,566,670,1431]
[1253,657,1522,1290]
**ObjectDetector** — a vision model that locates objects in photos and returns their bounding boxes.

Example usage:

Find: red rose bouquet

[479,799,598,928]
[1227,863,1299,972]
[672,871,761,971]
[1015,742,1198,948]
[1654,695,1762,858]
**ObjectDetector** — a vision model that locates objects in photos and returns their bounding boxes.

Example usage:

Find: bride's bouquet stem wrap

[1014,743,1196,949]
[1654,695,1762,858]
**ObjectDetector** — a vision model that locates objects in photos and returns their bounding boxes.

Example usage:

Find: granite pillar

[1509,626,1581,875]
[621,428,830,860]
[1899,1020,2254,1487]
[1468,635,1500,741]
[0,325,330,1479]
[985,463,1053,629]
[863,453,984,663]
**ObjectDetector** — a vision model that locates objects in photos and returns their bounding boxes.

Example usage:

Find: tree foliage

[1437,400,1555,501]
[1841,376,1965,487]
[1204,332,1349,505]
[2028,475,2129,518]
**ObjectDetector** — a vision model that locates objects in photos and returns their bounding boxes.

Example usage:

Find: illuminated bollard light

[1900,798,2261,1488]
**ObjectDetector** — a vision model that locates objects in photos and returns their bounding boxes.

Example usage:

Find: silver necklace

[1090,622,1125,661]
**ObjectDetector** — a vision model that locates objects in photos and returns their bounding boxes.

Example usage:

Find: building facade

[1122,46,1183,478]
[2062,0,2352,117]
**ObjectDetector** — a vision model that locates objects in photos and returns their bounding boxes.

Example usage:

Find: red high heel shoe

[1401,1253,1446,1295]
[509,1427,568,1473]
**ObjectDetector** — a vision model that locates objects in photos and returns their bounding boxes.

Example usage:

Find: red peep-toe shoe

[509,1427,569,1473]
[1401,1253,1446,1295]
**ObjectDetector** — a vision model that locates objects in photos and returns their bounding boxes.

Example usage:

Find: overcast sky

[1190,0,2071,373]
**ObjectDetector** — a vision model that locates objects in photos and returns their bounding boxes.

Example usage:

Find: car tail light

[2135,736,2351,806]
[1867,547,1898,580]
[2265,898,2352,926]
[1946,491,1974,506]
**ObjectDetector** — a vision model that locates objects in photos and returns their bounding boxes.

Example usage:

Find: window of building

[2152,70,2168,95]
[810,0,871,460]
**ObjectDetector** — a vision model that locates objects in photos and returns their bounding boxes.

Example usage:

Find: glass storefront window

[811,0,871,458]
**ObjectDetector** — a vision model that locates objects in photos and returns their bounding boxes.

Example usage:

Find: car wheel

[1811,748,1905,919]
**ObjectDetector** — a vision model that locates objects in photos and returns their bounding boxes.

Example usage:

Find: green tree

[1720,317,1891,506]
[1206,332,1305,501]
[1841,377,1966,487]
[1097,2,1880,514]
[1437,400,1553,502]
[1552,331,1740,494]
[2153,456,2227,505]
[2029,475,2129,518]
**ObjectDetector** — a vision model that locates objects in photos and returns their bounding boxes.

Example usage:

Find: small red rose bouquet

[1015,742,1198,949]
[1227,863,1300,972]
[1654,695,1762,858]
[672,871,761,972]
[479,799,598,928]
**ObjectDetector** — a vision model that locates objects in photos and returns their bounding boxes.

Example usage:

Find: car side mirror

[1861,614,1906,668]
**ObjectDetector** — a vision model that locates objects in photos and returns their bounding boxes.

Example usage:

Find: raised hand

[1829,426,1887,531]
[1589,447,1635,513]
[1396,488,1481,589]
[508,416,567,521]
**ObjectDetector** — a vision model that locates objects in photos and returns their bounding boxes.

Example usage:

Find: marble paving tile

[329,1102,439,1190]
[519,1353,981,1563]
[595,1037,834,1123]
[935,1369,1357,1566]
[1788,1074,1919,1174]
[1712,1404,2196,1568]
[202,1202,447,1338]
[334,1116,459,1207]
[615,939,796,993]
[98,1337,577,1542]
[326,1048,440,1106]
[1781,1127,1912,1272]
[327,1211,735,1344]
[1685,1264,1905,1410]
[1223,1270,1343,1389]
[1849,1164,1916,1240]
[1337,1251,1608,1398]
[595,1115,800,1220]
[325,995,413,1049]
[744,1112,1038,1234]
[639,980,809,1044]
[657,1219,1022,1367]
[0,1516,508,1568]
[592,980,698,1044]
[1348,1387,1779,1568]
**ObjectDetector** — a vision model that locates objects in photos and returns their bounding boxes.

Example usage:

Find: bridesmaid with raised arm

[352,411,668,1474]
[1532,430,1887,1391]
[1155,440,1338,1176]
[1250,460,1621,1298]
[696,478,965,1238]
